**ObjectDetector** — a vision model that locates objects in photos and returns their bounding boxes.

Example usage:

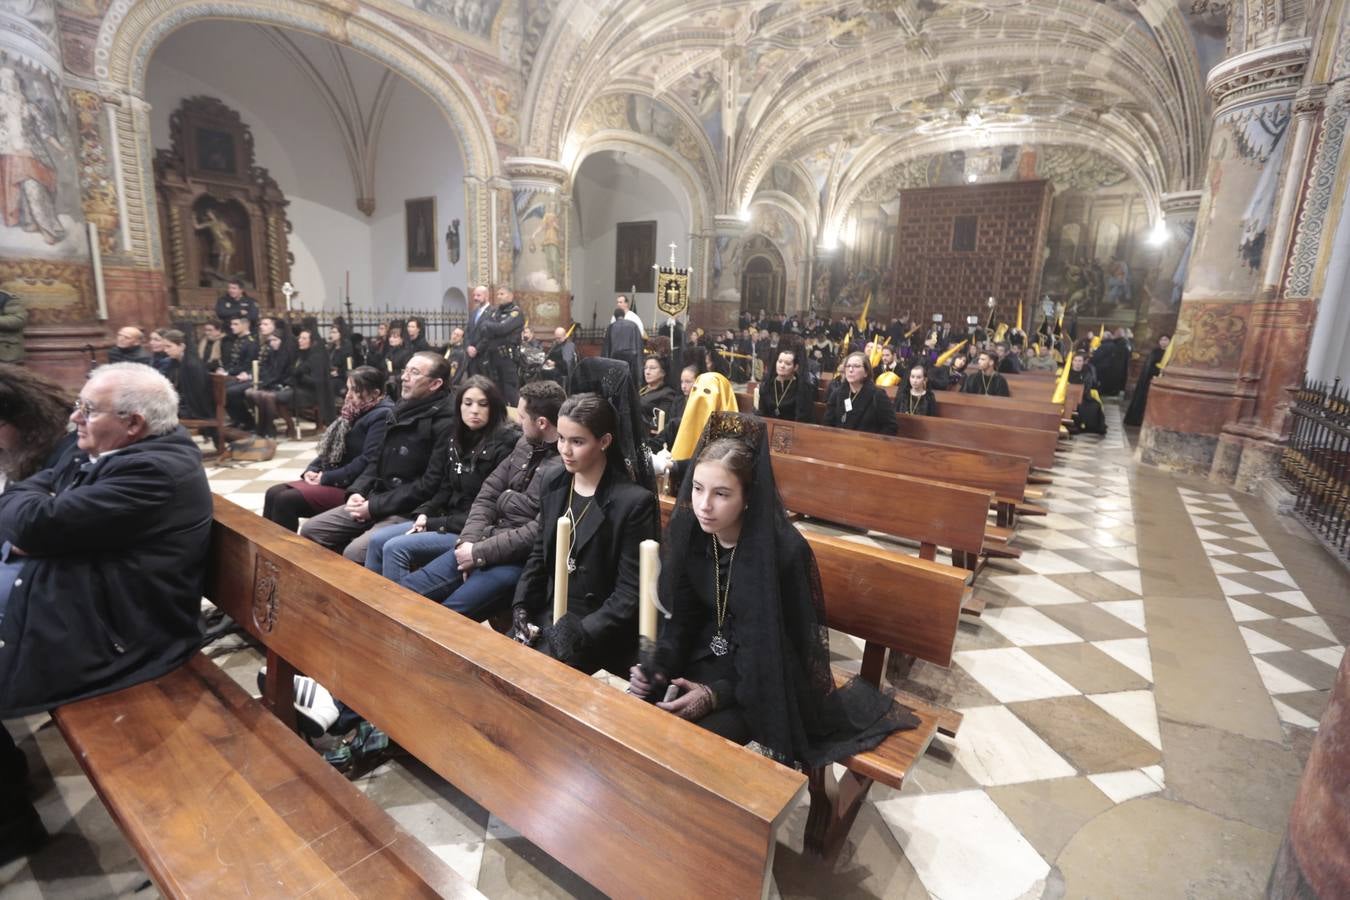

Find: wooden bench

[758,418,1041,527]
[919,391,1064,433]
[770,452,995,568]
[53,655,477,898]
[179,371,229,458]
[654,498,968,858]
[206,496,805,898]
[892,412,1062,470]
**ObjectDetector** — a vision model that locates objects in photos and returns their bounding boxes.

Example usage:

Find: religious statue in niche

[445,218,460,265]
[153,96,291,308]
[406,197,437,271]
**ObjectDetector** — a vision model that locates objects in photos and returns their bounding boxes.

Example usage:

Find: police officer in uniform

[473,286,525,403]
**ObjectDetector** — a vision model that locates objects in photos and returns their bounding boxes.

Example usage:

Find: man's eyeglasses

[72,399,122,419]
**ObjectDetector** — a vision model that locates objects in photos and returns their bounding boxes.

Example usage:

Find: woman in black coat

[894,363,938,417]
[757,348,815,422]
[262,366,393,531]
[363,376,519,578]
[638,355,680,434]
[160,329,215,421]
[1124,335,1168,427]
[822,351,897,435]
[511,392,658,676]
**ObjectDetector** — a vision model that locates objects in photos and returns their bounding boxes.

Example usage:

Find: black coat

[414,423,520,534]
[895,388,938,417]
[757,377,815,423]
[348,391,456,520]
[166,355,215,419]
[0,429,212,716]
[513,465,657,675]
[216,293,260,326]
[306,399,394,488]
[638,384,680,431]
[823,381,897,435]
[962,371,1011,396]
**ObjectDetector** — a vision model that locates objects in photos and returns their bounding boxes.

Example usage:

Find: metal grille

[1281,377,1350,560]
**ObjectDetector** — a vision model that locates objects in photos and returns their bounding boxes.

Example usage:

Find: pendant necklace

[564,477,594,573]
[909,392,923,415]
[981,373,993,394]
[773,377,794,416]
[710,534,737,656]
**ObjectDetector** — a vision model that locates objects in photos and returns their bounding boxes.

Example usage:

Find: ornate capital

[713,214,748,238]
[504,157,569,191]
[1294,84,1328,118]
[1161,190,1203,217]
[1207,38,1310,110]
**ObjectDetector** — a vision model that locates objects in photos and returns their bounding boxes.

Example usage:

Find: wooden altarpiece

[154,97,292,309]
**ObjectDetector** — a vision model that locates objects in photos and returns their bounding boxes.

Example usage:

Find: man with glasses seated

[0,363,212,864]
[299,351,455,562]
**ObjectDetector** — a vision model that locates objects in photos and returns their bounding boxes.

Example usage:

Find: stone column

[0,0,107,385]
[1139,38,1312,485]
[503,157,571,329]
[694,214,745,332]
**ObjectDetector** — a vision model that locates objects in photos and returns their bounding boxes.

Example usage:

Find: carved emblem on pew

[770,426,795,454]
[252,557,281,633]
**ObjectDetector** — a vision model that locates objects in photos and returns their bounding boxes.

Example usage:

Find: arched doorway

[97,0,502,312]
[741,241,786,315]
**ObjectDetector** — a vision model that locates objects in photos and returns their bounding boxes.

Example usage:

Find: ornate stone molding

[1206,37,1310,110]
[713,215,747,238]
[1283,83,1349,298]
[504,156,569,190]
[1161,190,1203,216]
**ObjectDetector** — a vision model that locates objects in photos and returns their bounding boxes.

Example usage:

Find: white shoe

[256,667,341,737]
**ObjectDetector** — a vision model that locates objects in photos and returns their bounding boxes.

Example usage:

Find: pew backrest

[206,497,806,900]
[891,413,1060,469]
[759,418,1031,505]
[770,453,992,559]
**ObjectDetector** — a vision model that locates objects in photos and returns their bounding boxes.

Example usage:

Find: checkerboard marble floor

[3,400,1347,898]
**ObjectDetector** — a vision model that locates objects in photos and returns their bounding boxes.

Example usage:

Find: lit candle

[553,516,572,623]
[639,539,659,642]
[655,408,666,435]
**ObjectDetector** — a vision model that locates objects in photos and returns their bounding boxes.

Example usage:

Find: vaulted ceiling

[520,0,1226,237]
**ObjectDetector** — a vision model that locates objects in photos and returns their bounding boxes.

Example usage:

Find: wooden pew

[811,401,1063,469]
[655,496,970,857]
[205,497,805,898]
[918,391,1064,433]
[893,413,1061,471]
[769,453,998,582]
[54,655,477,898]
[758,418,1040,527]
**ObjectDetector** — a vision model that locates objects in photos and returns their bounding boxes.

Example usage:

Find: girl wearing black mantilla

[629,413,918,766]
[511,358,657,675]
[757,348,815,423]
[822,351,897,435]
[894,363,938,417]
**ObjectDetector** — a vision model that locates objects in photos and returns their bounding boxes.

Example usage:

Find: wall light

[1147,219,1168,246]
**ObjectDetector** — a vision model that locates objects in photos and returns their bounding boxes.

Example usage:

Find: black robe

[1124,347,1164,427]
[823,381,897,435]
[894,387,938,417]
[1069,367,1107,435]
[961,370,1011,396]
[757,377,815,423]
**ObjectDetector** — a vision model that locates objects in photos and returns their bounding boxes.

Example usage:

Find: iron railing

[1282,377,1350,560]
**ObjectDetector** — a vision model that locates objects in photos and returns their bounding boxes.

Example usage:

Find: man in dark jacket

[0,363,211,862]
[464,284,491,376]
[106,326,152,365]
[473,286,525,403]
[603,306,644,385]
[299,351,455,561]
[215,278,259,328]
[397,379,565,618]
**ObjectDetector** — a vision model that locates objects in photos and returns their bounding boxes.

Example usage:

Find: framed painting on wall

[615,220,656,293]
[406,197,437,272]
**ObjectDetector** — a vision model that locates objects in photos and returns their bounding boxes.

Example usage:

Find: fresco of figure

[0,66,67,245]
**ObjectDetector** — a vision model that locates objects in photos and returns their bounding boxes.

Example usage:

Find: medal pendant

[710,633,729,656]
[566,558,577,574]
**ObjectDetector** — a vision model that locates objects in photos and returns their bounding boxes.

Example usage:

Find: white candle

[639,539,659,642]
[88,223,108,320]
[553,516,572,623]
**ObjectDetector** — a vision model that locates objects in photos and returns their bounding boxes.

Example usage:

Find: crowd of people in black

[0,285,1170,854]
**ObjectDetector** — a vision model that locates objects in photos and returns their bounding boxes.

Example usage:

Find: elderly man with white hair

[0,363,212,863]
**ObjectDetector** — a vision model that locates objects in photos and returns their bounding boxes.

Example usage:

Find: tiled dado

[1179,486,1345,728]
